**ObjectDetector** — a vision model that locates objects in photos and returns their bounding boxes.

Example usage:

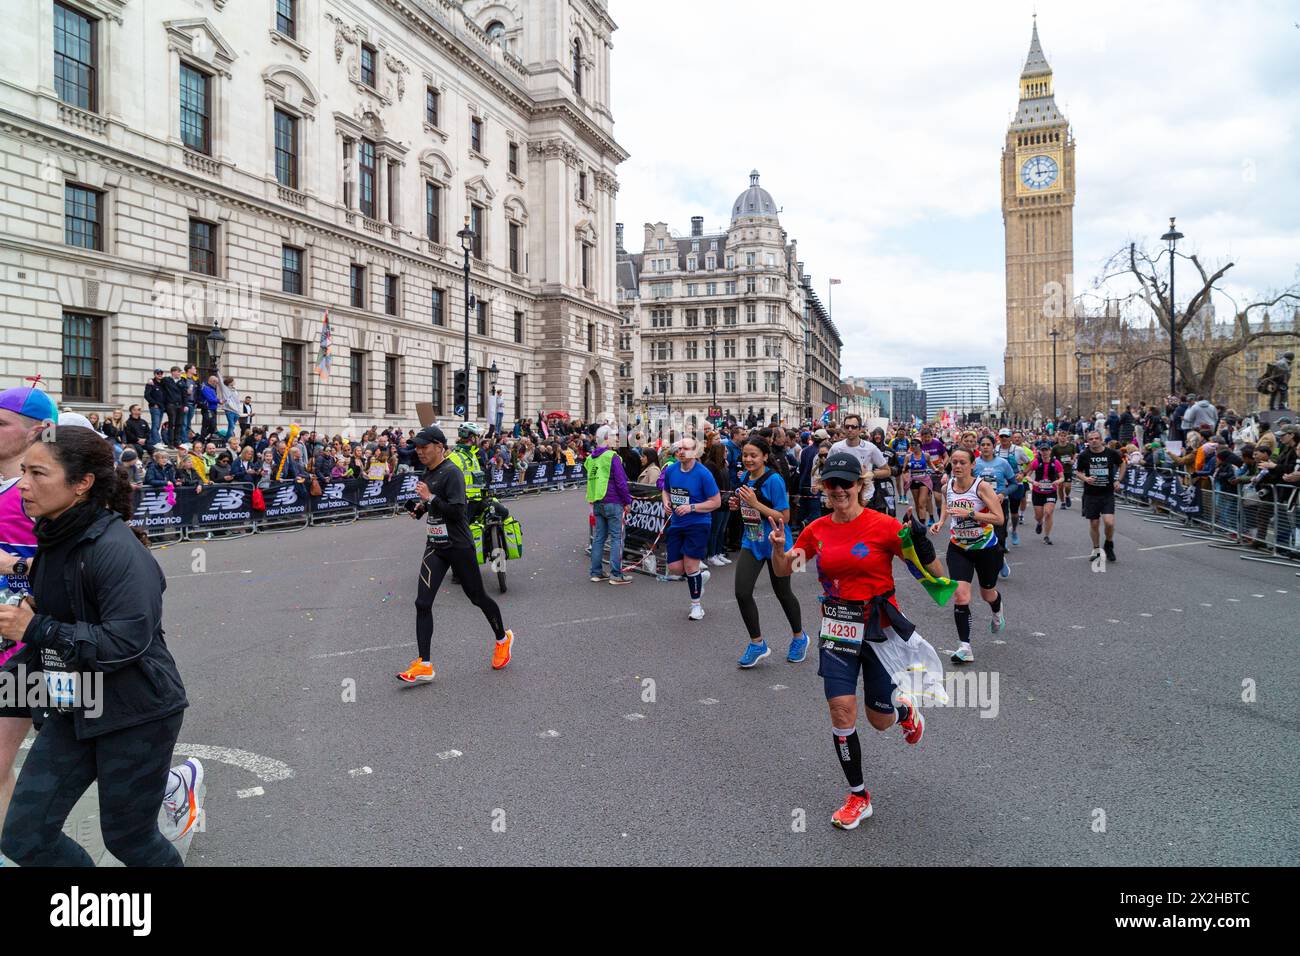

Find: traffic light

[453,369,468,418]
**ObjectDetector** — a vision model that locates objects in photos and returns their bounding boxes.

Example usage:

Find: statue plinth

[1255,408,1296,428]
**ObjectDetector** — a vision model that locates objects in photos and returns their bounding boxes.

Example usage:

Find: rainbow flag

[897,523,958,606]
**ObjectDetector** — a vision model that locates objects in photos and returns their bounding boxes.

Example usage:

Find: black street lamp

[1049,327,1060,420]
[1160,216,1184,396]
[206,319,226,375]
[456,216,475,417]
[710,323,718,409]
[1074,349,1083,415]
[776,361,783,426]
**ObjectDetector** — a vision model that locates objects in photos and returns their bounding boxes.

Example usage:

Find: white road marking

[1137,542,1206,551]
[1031,632,1046,637]
[535,612,641,629]
[237,787,265,798]
[348,766,372,777]
[1107,619,1120,624]
[993,640,1007,645]
[1140,613,1153,617]
[1277,590,1289,594]
[623,713,645,721]
[1228,598,1241,602]
[1169,608,1183,612]
[172,743,294,782]
[699,698,719,705]
[1252,594,1265,598]
[311,641,414,660]
[538,729,560,738]
[1070,625,1084,630]
[436,749,463,760]
[1200,603,1213,607]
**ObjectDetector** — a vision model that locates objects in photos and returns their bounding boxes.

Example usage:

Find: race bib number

[741,503,762,541]
[669,489,689,508]
[952,520,985,541]
[819,600,865,647]
[44,670,77,709]
[426,518,449,543]
[1090,464,1110,480]
[1034,480,1055,493]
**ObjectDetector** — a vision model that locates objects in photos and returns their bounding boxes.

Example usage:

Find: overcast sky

[607,0,1300,387]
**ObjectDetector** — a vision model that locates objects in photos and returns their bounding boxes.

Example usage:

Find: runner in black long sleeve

[398,426,514,684]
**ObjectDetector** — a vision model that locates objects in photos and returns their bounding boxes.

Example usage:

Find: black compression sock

[954,603,972,641]
[832,728,864,790]
[687,572,703,600]
[989,593,1002,614]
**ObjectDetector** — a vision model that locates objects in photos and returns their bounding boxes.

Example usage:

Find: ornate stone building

[0,0,625,433]
[614,171,841,431]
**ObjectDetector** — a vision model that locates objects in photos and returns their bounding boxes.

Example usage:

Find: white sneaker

[163,758,205,839]
[950,642,974,664]
[707,555,725,567]
[699,567,711,586]
[718,554,733,565]
[688,603,705,621]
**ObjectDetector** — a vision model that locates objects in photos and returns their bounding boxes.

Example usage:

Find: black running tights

[734,548,802,641]
[415,544,505,660]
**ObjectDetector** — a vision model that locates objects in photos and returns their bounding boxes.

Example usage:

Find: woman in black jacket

[0,426,188,866]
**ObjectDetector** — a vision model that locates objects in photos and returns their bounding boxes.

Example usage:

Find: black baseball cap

[819,451,864,484]
[412,425,448,447]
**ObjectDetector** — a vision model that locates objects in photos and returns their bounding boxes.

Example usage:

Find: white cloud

[608,0,1300,386]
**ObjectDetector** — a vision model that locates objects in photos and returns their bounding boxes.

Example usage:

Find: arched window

[486,20,505,42]
[572,38,582,96]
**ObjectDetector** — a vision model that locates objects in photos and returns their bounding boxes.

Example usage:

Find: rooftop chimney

[615,222,624,253]
[690,216,703,237]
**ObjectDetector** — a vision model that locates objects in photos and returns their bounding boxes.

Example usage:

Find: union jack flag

[821,403,837,425]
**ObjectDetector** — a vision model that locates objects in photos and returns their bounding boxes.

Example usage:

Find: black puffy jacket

[21,510,188,739]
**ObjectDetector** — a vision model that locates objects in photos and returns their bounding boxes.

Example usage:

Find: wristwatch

[10,558,27,577]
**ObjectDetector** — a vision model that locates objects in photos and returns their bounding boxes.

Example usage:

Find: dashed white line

[699,698,719,705]
[348,766,373,777]
[623,714,645,721]
[1140,613,1153,617]
[535,612,641,629]
[1031,632,1046,637]
[236,787,265,799]
[771,684,788,691]
[538,729,561,738]
[436,749,463,760]
[1137,542,1206,551]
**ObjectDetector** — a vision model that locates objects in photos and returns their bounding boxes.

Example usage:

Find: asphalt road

[156,486,1298,866]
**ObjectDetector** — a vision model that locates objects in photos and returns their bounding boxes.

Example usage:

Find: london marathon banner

[1122,466,1203,517]
[622,482,669,549]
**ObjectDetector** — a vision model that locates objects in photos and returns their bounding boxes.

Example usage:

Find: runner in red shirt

[770,451,947,831]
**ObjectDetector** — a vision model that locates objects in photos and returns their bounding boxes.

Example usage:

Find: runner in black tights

[398,426,514,683]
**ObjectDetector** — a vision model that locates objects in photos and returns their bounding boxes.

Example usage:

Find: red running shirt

[793,508,904,622]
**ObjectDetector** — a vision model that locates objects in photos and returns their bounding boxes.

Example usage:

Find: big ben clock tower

[1002,17,1076,412]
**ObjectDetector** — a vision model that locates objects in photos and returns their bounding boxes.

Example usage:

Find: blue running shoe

[999,560,1011,579]
[738,641,771,668]
[1010,530,1020,546]
[787,631,809,663]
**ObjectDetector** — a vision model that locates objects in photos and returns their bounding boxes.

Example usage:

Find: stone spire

[1022,16,1051,79]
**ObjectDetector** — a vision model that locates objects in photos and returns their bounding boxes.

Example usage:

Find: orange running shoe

[491,630,515,670]
[397,659,434,683]
[830,791,873,830]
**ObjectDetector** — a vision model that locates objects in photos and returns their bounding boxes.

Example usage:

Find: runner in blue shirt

[729,436,806,668]
[974,435,1018,579]
[660,436,720,621]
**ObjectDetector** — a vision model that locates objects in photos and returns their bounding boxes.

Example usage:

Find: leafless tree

[1094,242,1299,398]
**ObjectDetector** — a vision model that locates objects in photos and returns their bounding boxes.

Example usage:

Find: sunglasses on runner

[822,478,856,490]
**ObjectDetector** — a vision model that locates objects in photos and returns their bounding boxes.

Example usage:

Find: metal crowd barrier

[129,463,588,548]
[1113,463,1299,567]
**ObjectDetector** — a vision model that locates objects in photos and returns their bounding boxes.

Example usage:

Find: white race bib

[669,489,689,508]
[44,670,77,709]
[819,600,865,647]
[427,518,449,542]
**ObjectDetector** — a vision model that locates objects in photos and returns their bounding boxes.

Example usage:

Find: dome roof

[731,169,778,222]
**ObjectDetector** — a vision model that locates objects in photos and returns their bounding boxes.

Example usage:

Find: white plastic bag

[868,626,949,706]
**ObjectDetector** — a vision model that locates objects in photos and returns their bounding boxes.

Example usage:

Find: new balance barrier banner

[357,477,395,510]
[525,463,551,488]
[262,481,308,520]
[192,483,254,526]
[311,479,361,515]
[129,487,194,531]
[391,472,425,507]
[487,467,517,495]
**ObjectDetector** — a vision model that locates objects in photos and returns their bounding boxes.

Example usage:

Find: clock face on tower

[1020,154,1059,190]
